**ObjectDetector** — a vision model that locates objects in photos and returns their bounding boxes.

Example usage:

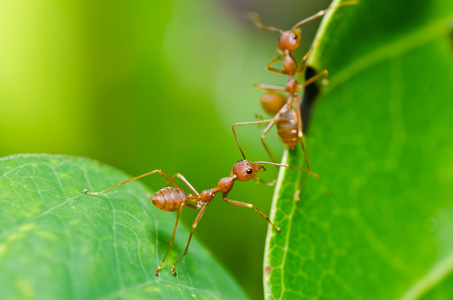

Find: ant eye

[292,34,297,40]
[246,168,253,174]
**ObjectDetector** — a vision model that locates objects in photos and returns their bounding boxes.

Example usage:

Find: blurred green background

[0,0,330,298]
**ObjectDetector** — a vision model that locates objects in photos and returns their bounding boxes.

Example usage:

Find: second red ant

[232,1,357,178]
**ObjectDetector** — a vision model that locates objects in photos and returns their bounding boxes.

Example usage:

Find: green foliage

[1,0,452,299]
[0,154,247,299]
[264,0,453,299]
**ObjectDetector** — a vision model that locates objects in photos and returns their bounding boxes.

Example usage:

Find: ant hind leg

[155,204,185,276]
[171,204,207,276]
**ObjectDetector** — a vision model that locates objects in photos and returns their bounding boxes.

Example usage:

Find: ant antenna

[232,125,247,160]
[248,12,283,34]
[291,0,359,30]
[255,161,319,179]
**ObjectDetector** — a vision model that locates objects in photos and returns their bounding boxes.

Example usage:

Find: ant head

[278,28,301,52]
[232,160,266,181]
[249,12,302,52]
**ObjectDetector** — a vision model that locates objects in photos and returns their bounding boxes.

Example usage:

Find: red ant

[250,0,358,117]
[232,1,357,174]
[82,159,318,276]
[249,0,358,81]
[248,8,329,117]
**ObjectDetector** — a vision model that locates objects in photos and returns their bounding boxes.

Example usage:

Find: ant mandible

[82,159,318,276]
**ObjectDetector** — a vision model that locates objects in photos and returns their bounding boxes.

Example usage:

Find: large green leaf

[264,0,453,299]
[0,154,247,299]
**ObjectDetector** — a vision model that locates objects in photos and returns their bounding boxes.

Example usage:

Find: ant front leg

[298,49,313,74]
[298,38,321,74]
[253,177,276,186]
[265,55,287,75]
[171,203,207,276]
[224,198,280,232]
[299,69,328,89]
[260,118,280,163]
[232,116,279,160]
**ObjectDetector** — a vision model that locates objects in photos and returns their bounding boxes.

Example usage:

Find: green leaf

[264,0,453,299]
[0,154,248,299]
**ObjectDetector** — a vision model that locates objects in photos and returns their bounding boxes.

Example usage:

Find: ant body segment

[83,159,317,276]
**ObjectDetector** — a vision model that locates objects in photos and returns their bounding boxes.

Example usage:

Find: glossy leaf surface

[0,154,247,299]
[264,0,453,299]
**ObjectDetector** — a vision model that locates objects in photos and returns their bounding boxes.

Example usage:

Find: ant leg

[171,204,207,276]
[163,173,200,196]
[298,37,323,74]
[298,69,328,89]
[293,95,309,170]
[254,161,318,178]
[83,169,180,195]
[291,1,358,29]
[291,10,329,30]
[232,117,278,160]
[254,83,286,92]
[253,177,276,186]
[260,119,279,163]
[298,49,313,74]
[154,203,187,276]
[265,55,287,75]
[224,198,280,232]
[293,95,310,195]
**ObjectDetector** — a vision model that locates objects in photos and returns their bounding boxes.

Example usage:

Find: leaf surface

[0,154,247,300]
[264,0,453,299]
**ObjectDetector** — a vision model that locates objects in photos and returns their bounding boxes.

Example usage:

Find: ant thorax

[199,189,216,202]
[216,176,235,193]
[283,51,297,73]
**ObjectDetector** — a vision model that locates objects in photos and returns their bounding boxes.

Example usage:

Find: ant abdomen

[277,109,298,148]
[260,92,286,116]
[152,187,187,212]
